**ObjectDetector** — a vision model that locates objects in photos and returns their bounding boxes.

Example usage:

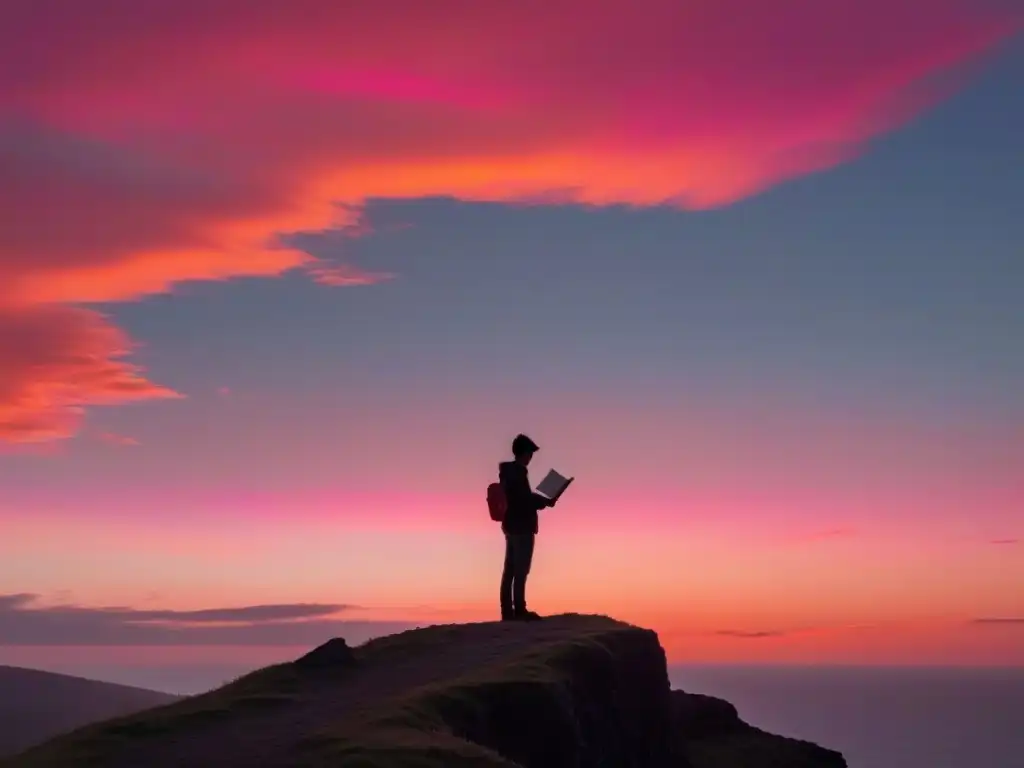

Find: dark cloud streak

[714,630,789,639]
[0,594,412,646]
[971,617,1024,625]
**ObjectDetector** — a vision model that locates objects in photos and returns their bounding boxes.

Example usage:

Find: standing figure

[498,433,555,621]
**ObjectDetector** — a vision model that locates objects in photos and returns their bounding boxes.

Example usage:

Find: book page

[536,469,571,499]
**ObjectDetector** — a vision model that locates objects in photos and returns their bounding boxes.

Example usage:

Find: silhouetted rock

[671,689,847,768]
[673,690,741,738]
[294,637,356,669]
[8,614,846,768]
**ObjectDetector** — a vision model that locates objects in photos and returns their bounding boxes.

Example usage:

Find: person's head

[511,433,539,465]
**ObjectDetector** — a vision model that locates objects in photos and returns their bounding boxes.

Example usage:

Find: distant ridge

[0,665,178,758]
[5,615,846,767]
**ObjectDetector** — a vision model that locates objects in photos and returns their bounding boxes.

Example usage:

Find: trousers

[500,533,535,612]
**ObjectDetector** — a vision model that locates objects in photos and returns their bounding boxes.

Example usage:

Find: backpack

[487,482,507,522]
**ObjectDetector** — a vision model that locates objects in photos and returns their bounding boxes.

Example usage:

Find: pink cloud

[799,528,860,542]
[0,0,1017,441]
[306,262,397,287]
[97,432,142,447]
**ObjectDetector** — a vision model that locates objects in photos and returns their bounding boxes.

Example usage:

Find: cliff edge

[5,614,846,768]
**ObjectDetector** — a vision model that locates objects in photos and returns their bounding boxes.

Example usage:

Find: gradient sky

[1,1,1022,676]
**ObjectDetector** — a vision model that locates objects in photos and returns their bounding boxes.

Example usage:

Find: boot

[515,608,542,621]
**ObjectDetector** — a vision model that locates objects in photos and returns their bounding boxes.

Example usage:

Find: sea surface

[670,665,1024,768]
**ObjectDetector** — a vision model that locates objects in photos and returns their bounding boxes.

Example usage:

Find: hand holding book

[536,469,574,506]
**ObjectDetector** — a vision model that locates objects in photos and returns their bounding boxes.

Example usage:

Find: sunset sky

[1,0,1022,683]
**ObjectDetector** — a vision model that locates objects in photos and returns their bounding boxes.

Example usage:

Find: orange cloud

[0,307,180,442]
[0,0,1018,441]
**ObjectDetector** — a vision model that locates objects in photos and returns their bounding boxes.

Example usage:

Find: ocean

[670,665,1024,768]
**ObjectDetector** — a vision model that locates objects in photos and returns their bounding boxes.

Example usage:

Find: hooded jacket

[498,460,551,535]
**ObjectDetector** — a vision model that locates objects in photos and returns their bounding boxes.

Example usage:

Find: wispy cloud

[715,629,790,639]
[304,262,396,287]
[971,617,1024,625]
[1,0,1016,441]
[712,622,880,639]
[96,431,141,447]
[0,594,413,646]
[990,538,1019,545]
[798,527,859,542]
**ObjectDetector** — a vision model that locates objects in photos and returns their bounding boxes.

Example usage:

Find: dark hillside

[5,615,845,768]
[0,666,177,758]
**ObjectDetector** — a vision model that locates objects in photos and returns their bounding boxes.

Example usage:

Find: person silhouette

[498,434,556,621]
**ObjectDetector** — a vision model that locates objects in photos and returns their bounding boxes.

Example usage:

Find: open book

[536,469,574,502]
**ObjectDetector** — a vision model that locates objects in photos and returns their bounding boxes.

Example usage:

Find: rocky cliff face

[6,614,846,768]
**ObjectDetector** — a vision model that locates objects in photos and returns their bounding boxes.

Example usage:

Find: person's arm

[502,466,553,510]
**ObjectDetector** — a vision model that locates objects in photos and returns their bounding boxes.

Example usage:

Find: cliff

[5,614,846,768]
